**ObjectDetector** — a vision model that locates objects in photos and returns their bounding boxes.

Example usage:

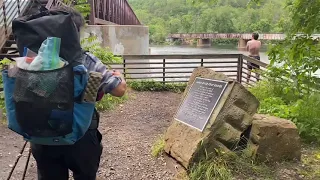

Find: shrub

[129,80,187,93]
[249,79,320,143]
[80,35,122,66]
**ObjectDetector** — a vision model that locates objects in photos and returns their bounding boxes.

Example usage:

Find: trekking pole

[6,141,28,180]
[21,147,32,180]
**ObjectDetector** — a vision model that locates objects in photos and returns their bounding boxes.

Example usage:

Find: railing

[0,0,30,50]
[45,0,141,25]
[169,33,286,40]
[88,0,140,25]
[45,0,69,9]
[109,54,268,86]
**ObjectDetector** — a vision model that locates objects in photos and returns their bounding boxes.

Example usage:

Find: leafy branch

[80,35,122,68]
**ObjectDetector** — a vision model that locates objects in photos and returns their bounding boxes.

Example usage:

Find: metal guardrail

[44,0,141,25]
[45,0,69,9]
[109,54,268,86]
[0,0,141,57]
[169,33,286,40]
[88,0,140,25]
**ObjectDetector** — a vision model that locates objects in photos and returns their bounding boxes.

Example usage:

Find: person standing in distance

[246,32,262,83]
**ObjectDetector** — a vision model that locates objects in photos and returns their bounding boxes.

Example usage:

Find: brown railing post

[200,58,204,67]
[46,0,54,9]
[123,58,126,79]
[2,0,8,36]
[163,59,166,84]
[88,0,95,25]
[237,55,243,83]
[17,0,21,15]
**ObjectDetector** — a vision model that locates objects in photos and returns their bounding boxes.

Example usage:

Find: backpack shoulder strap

[89,108,100,129]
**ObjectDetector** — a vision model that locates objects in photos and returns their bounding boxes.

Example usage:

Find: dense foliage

[128,0,290,44]
[250,80,320,143]
[250,0,320,143]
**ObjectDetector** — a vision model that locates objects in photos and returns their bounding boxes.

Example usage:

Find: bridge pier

[81,25,151,79]
[238,38,249,50]
[197,39,211,47]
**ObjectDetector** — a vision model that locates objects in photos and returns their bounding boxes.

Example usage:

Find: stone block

[164,67,259,168]
[248,114,301,162]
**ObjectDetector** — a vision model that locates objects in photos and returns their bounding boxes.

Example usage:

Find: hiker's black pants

[30,129,103,180]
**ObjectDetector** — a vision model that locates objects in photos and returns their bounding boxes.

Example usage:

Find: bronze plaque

[175,77,228,132]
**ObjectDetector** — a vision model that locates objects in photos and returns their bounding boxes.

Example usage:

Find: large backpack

[2,8,96,145]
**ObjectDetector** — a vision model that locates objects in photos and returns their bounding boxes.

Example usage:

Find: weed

[151,135,165,158]
[174,170,189,180]
[96,93,128,112]
[189,157,232,180]
[298,146,320,179]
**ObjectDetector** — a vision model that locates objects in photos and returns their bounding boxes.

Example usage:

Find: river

[124,44,270,82]
[149,45,320,78]
[150,44,270,64]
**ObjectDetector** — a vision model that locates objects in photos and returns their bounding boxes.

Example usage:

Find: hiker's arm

[95,61,127,97]
[109,70,127,97]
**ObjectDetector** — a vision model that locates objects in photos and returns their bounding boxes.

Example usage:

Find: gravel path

[0,91,182,180]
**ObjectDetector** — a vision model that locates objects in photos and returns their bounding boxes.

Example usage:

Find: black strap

[89,108,100,129]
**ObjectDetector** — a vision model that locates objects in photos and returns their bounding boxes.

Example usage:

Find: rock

[164,67,259,168]
[248,114,301,162]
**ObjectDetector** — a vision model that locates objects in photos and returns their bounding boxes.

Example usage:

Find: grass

[188,149,275,180]
[298,145,320,179]
[167,145,320,180]
[151,135,165,157]
[189,157,232,180]
[96,93,128,111]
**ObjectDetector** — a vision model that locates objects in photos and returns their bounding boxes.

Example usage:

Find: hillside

[128,0,290,44]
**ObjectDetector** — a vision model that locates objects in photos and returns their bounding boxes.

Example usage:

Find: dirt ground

[0,91,183,180]
[1,91,319,180]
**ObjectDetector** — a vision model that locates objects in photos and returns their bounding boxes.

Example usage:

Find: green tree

[63,0,90,18]
[128,0,288,43]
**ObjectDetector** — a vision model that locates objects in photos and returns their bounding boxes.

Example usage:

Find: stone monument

[164,67,260,168]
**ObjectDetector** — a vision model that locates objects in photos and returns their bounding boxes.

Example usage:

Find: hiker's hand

[110,70,127,97]
[112,70,122,76]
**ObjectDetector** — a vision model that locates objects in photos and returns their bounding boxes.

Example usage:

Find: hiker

[31,7,126,180]
[246,32,261,83]
[4,6,126,180]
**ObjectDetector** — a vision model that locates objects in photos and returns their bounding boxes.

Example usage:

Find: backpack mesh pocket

[13,65,74,137]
